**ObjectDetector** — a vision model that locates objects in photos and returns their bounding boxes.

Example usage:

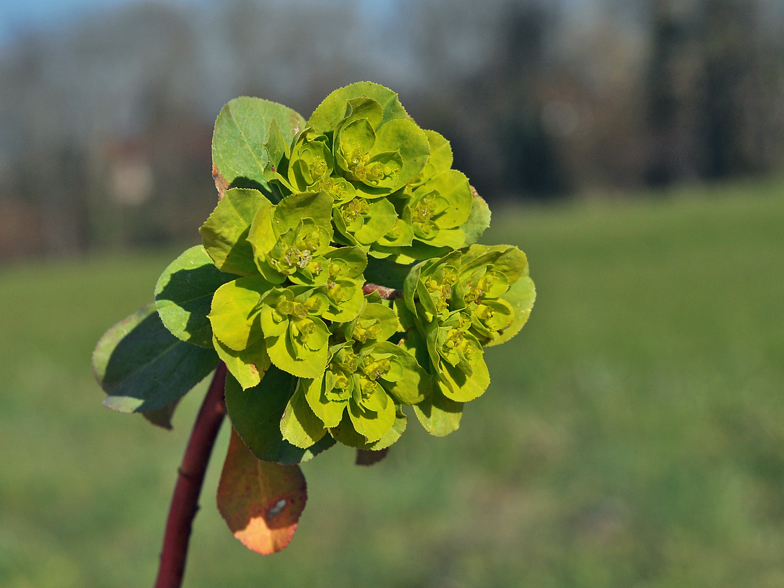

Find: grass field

[1,178,783,588]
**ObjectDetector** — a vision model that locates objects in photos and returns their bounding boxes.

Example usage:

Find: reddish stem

[362,283,402,300]
[154,362,228,588]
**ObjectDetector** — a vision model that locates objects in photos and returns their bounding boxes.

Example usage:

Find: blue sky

[0,0,125,43]
[0,0,408,46]
[0,0,207,45]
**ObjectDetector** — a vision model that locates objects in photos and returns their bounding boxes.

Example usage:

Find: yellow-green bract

[151,81,536,462]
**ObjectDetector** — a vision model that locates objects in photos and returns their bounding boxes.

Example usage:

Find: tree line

[0,0,781,257]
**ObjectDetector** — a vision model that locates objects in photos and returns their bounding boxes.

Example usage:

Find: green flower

[424,309,490,403]
[287,297,430,448]
[301,339,429,446]
[403,251,462,323]
[401,170,473,248]
[452,244,533,345]
[258,286,332,379]
[288,128,334,191]
[409,130,454,189]
[368,130,473,262]
[404,244,535,346]
[333,195,398,248]
[329,97,430,198]
[248,191,334,285]
[208,275,276,389]
[334,295,400,345]
[315,247,368,322]
[265,126,357,205]
[303,343,395,440]
[397,244,536,406]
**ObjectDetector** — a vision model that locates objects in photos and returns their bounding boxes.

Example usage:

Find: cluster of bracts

[160,82,535,456]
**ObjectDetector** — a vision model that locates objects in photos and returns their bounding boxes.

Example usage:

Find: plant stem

[362,283,402,300]
[154,362,228,588]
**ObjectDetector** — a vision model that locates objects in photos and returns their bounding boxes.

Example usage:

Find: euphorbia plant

[92,82,536,588]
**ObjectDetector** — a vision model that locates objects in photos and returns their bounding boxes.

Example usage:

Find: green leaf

[217,428,307,555]
[354,198,398,244]
[486,275,536,348]
[200,188,273,276]
[373,342,431,405]
[380,241,451,265]
[368,119,430,191]
[417,130,453,184]
[438,355,491,402]
[364,256,412,291]
[280,382,327,449]
[348,397,396,443]
[342,97,384,130]
[461,188,491,247]
[303,375,347,428]
[330,404,406,450]
[366,407,407,451]
[154,246,236,348]
[93,304,219,413]
[209,276,272,351]
[274,191,334,236]
[213,335,270,390]
[413,388,463,437]
[213,97,305,193]
[377,217,414,248]
[402,261,423,315]
[264,119,291,176]
[266,317,330,379]
[225,370,334,464]
[308,82,408,135]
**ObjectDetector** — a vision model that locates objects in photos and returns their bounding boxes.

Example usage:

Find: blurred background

[1,0,783,586]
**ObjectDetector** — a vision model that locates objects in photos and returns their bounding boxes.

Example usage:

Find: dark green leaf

[93,304,219,413]
[154,246,236,348]
[364,256,413,291]
[225,370,334,464]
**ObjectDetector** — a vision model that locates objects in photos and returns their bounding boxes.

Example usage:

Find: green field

[1,179,783,588]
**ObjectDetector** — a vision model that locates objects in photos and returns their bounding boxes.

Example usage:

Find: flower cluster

[179,83,533,454]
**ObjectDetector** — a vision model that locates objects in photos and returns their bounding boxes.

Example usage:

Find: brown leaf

[141,399,180,430]
[217,427,307,555]
[212,163,229,201]
[356,447,390,466]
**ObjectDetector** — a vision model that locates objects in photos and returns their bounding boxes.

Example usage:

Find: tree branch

[362,283,403,300]
[154,362,228,588]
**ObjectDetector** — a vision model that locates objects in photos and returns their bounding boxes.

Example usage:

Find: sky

[0,0,207,45]
[0,0,405,45]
